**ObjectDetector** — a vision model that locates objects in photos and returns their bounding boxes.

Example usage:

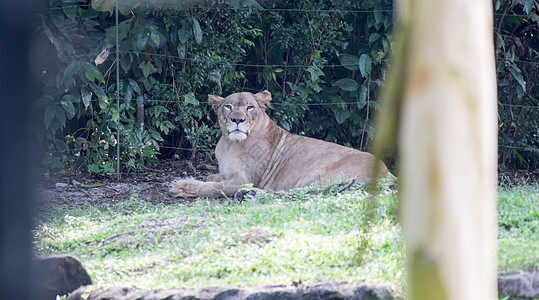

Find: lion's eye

[224,104,232,110]
[246,106,254,111]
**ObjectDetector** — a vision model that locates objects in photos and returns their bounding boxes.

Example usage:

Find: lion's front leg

[169,179,205,198]
[169,178,252,198]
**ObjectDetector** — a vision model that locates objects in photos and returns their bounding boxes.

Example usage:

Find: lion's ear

[254,90,272,109]
[208,94,225,112]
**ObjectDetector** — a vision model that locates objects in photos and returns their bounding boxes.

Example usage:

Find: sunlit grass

[497,185,539,274]
[34,181,538,299]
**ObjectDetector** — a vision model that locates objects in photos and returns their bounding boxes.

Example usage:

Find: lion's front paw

[169,179,201,198]
[234,187,263,201]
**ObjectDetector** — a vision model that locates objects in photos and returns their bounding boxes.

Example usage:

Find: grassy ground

[34,179,538,299]
[497,185,539,274]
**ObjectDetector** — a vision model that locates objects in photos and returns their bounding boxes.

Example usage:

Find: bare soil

[36,159,218,211]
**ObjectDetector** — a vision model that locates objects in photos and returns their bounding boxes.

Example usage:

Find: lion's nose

[231,117,245,125]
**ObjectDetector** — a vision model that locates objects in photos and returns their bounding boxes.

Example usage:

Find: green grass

[34,181,538,299]
[497,185,539,274]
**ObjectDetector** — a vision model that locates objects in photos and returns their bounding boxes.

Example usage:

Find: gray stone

[32,255,92,300]
[67,282,395,300]
[498,272,539,299]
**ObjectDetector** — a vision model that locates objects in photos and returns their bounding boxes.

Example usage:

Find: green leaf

[149,28,161,46]
[61,94,76,116]
[333,108,350,124]
[177,43,186,59]
[81,8,99,19]
[368,33,380,45]
[98,99,109,110]
[334,78,359,92]
[382,37,389,53]
[35,96,53,110]
[54,105,66,127]
[117,19,133,41]
[357,86,368,110]
[307,66,324,82]
[81,87,91,108]
[125,85,133,102]
[160,120,174,135]
[359,54,372,78]
[50,8,65,27]
[338,54,359,71]
[128,78,141,94]
[44,106,55,129]
[509,65,526,92]
[54,139,69,153]
[183,92,199,105]
[371,49,385,63]
[83,20,100,28]
[89,82,107,100]
[111,108,119,123]
[370,101,381,111]
[82,62,105,83]
[91,0,115,15]
[139,61,154,78]
[518,0,533,15]
[118,2,138,15]
[331,96,346,109]
[374,9,383,25]
[120,54,132,73]
[178,21,192,44]
[64,61,81,78]
[40,20,54,44]
[62,4,77,20]
[134,31,148,51]
[118,79,128,94]
[192,17,203,44]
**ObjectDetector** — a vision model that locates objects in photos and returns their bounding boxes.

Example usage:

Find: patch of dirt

[36,159,218,212]
[498,169,539,187]
[36,157,537,214]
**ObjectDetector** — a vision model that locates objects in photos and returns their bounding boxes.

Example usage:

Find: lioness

[169,90,388,198]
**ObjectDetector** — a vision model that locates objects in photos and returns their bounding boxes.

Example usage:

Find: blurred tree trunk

[379,0,498,298]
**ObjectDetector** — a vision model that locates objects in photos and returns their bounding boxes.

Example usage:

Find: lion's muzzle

[226,123,250,142]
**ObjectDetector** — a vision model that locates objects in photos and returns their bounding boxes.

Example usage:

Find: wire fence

[41,1,534,17]
[39,2,539,176]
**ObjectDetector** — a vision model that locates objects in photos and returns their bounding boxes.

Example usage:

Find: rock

[498,272,539,299]
[55,182,68,188]
[32,255,92,300]
[67,282,395,300]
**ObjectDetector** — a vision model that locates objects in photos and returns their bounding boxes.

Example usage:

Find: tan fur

[169,90,388,198]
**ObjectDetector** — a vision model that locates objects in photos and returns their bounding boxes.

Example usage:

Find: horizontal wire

[40,3,533,18]
[498,145,539,150]
[497,104,539,109]
[42,142,538,155]
[41,96,539,109]
[40,3,394,13]
[38,49,539,67]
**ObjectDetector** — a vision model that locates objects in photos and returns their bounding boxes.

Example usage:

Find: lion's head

[208,91,272,142]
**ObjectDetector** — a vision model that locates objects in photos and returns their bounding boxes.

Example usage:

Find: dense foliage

[35,0,538,175]
[494,0,539,170]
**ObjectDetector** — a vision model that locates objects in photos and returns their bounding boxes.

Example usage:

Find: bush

[494,0,539,170]
[34,0,538,175]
